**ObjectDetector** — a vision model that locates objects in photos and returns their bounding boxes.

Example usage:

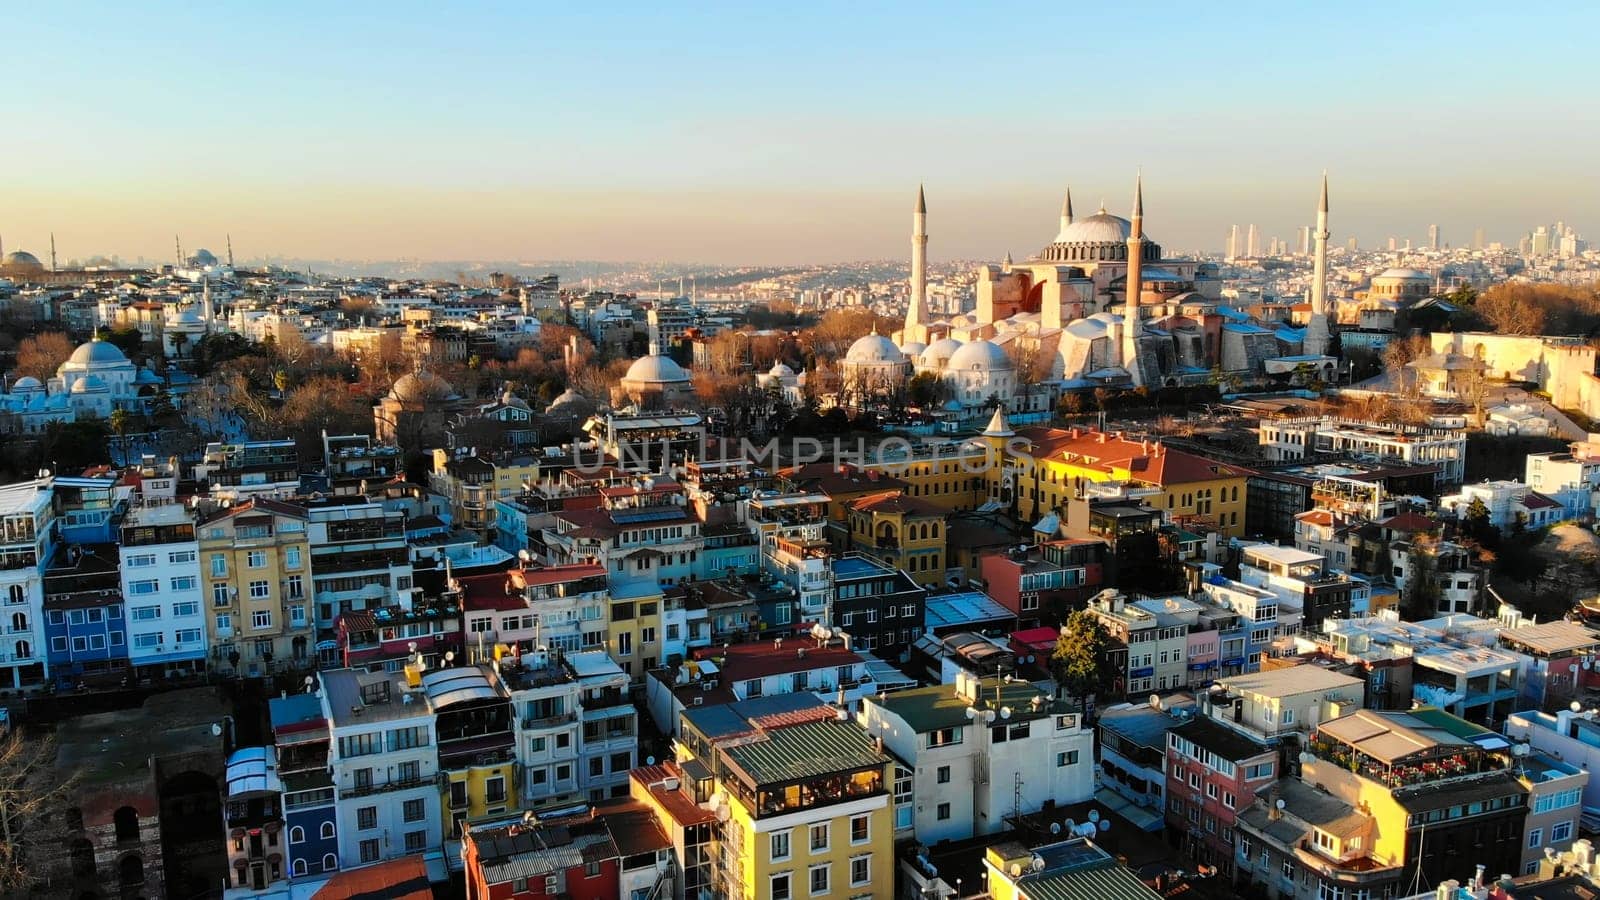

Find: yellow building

[429,450,541,544]
[198,498,316,674]
[846,490,947,587]
[422,664,520,835]
[674,701,895,900]
[606,577,665,685]
[983,838,1162,900]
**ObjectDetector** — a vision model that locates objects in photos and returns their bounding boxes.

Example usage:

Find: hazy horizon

[5,2,1598,267]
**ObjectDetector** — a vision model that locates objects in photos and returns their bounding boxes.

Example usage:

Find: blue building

[268,694,339,880]
[51,476,126,546]
[42,546,128,688]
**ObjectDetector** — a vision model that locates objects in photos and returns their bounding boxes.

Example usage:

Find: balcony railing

[339,773,432,800]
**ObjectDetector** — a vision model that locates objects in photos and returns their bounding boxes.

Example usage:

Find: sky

[3,1,1598,266]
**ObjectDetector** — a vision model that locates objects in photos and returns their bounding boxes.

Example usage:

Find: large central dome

[1034,205,1161,264]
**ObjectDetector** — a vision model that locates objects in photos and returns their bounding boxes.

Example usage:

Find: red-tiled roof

[1379,512,1435,534]
[313,855,431,900]
[690,640,863,681]
[631,764,717,826]
[1296,510,1336,527]
[1013,426,1252,485]
[1522,491,1563,510]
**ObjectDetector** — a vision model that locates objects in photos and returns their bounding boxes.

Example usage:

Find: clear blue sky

[4,1,1597,265]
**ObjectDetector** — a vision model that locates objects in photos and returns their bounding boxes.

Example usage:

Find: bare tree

[1475,284,1549,335]
[0,729,76,893]
[13,332,74,383]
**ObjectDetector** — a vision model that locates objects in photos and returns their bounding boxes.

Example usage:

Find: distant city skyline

[4,2,1598,266]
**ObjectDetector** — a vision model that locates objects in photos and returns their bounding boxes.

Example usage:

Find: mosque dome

[546,388,595,417]
[947,339,1013,372]
[1376,267,1432,281]
[898,341,927,358]
[844,333,904,364]
[1036,204,1161,264]
[768,362,797,378]
[389,371,457,403]
[1056,211,1133,245]
[10,376,42,391]
[189,249,219,267]
[918,337,964,369]
[169,307,204,326]
[71,374,108,394]
[66,339,130,367]
[1,250,44,272]
[624,354,690,385]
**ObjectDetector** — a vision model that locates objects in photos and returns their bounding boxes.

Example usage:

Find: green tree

[1050,609,1117,714]
[1400,540,1442,621]
[907,371,944,409]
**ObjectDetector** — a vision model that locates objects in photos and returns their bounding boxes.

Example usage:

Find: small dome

[547,389,595,417]
[899,341,927,357]
[169,307,203,325]
[71,375,108,394]
[845,333,904,364]
[66,340,130,367]
[389,372,457,403]
[947,339,1013,372]
[11,376,42,391]
[1,250,44,272]
[624,354,690,384]
[768,362,796,378]
[919,337,964,369]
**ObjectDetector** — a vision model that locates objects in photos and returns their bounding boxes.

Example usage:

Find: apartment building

[1258,417,1466,487]
[195,440,302,500]
[268,693,339,880]
[568,649,636,803]
[0,479,52,690]
[427,666,518,836]
[199,499,315,674]
[1165,714,1277,877]
[856,670,1093,843]
[830,554,927,657]
[1097,696,1197,834]
[844,491,947,588]
[42,546,127,689]
[1238,544,1366,631]
[304,496,414,638]
[1086,590,1190,695]
[119,500,208,679]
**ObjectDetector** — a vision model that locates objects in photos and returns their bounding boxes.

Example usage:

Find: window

[286,576,304,599]
[338,733,381,757]
[293,859,307,876]
[357,807,377,830]
[771,873,792,900]
[358,839,380,863]
[50,636,66,653]
[173,601,198,617]
[850,814,869,844]
[171,576,197,592]
[1057,750,1079,767]
[289,825,305,844]
[320,823,335,840]
[128,553,156,568]
[771,831,791,862]
[249,580,270,600]
[129,579,159,596]
[1553,821,1574,843]
[213,583,232,607]
[851,856,870,887]
[285,547,302,569]
[1246,763,1273,779]
[215,613,232,633]
[169,550,196,565]
[252,610,272,629]
[404,830,426,852]
[936,765,951,784]
[133,632,161,649]
[926,727,962,748]
[290,604,306,626]
[810,822,829,852]
[398,760,420,782]
[1282,708,1295,725]
[71,636,87,653]
[936,802,951,820]
[809,863,830,895]
[403,799,425,822]
[247,550,267,569]
[176,628,201,645]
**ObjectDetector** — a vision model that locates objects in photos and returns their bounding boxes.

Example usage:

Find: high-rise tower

[1246,224,1260,258]
[904,185,929,345]
[1121,173,1146,388]
[1303,174,1332,358]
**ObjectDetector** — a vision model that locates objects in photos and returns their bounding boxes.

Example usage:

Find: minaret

[1303,174,1332,357]
[175,235,183,268]
[226,234,234,268]
[905,185,929,345]
[1059,186,1074,234]
[49,233,57,272]
[202,276,214,336]
[1121,173,1145,388]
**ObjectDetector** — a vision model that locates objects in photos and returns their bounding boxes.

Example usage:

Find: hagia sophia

[834,175,1340,420]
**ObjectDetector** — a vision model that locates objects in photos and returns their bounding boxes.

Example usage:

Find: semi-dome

[67,339,130,367]
[947,339,1013,372]
[845,333,904,364]
[389,371,457,403]
[624,354,690,384]
[1,250,44,272]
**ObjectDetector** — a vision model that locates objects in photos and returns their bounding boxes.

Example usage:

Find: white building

[856,670,1093,844]
[320,667,444,870]
[0,480,52,690]
[1438,480,1570,532]
[568,649,636,803]
[1258,417,1467,486]
[1527,449,1600,519]
[503,653,585,809]
[1201,667,1364,743]
[118,500,208,678]
[304,497,416,636]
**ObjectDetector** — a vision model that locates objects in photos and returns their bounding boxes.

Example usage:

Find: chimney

[1434,880,1459,900]
[1574,839,1594,869]
[1266,784,1282,821]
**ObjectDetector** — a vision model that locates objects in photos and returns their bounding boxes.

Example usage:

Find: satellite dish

[1149,694,1163,711]
[1573,701,1584,713]
[1275,799,1287,810]
[1031,856,1046,872]
[304,675,315,689]
[211,723,222,737]
[522,810,536,826]
[984,710,997,723]
[408,641,419,653]
[1049,822,1062,834]
[445,651,456,663]
[1009,863,1022,877]
[1064,819,1077,832]
[1298,751,1314,765]
[1001,706,1013,719]
[1087,809,1100,823]
[646,756,657,766]
[1097,820,1110,833]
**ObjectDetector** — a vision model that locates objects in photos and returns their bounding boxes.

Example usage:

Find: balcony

[1306,735,1507,790]
[339,772,432,800]
[523,711,578,730]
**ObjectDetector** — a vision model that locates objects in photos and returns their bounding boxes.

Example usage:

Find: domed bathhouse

[618,344,694,411]
[755,360,806,407]
[373,370,466,449]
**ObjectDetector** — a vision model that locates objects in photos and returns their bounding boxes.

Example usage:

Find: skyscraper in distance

[1472,228,1485,251]
[1428,224,1440,250]
[1246,224,1260,258]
